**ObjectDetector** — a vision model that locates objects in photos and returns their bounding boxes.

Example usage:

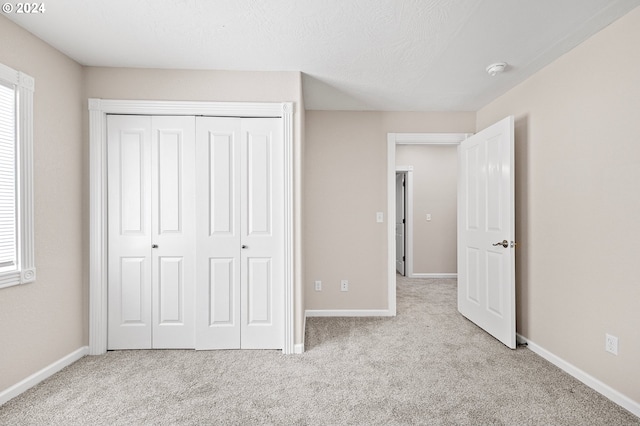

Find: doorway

[386,133,471,315]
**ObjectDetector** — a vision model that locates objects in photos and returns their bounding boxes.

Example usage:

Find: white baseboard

[294,343,304,354]
[409,273,457,279]
[517,334,640,418]
[305,309,393,317]
[0,346,89,406]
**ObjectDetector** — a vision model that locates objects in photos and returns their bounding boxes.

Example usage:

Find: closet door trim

[89,99,295,355]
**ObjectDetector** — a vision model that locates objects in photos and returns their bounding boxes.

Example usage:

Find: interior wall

[304,111,474,311]
[396,145,457,275]
[83,67,306,346]
[0,16,85,392]
[477,7,640,404]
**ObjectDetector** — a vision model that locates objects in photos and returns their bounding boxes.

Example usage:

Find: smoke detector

[486,62,507,76]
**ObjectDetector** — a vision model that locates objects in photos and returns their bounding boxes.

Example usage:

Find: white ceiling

[5,0,638,111]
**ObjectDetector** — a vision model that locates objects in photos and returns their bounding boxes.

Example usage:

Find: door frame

[89,99,295,355]
[387,133,472,315]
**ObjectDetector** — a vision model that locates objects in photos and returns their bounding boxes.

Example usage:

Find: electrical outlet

[314,280,322,291]
[605,334,618,355]
[340,280,349,292]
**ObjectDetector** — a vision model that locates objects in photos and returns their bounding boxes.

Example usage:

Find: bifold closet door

[195,117,284,350]
[107,115,196,350]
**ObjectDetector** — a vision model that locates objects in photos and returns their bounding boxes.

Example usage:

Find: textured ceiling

[4,0,638,111]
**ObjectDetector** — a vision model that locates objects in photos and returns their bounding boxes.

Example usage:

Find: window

[0,62,35,288]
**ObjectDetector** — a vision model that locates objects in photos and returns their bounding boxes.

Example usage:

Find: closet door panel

[247,257,272,324]
[107,115,153,349]
[209,257,236,324]
[151,116,196,349]
[195,118,242,349]
[240,119,284,349]
[246,133,272,235]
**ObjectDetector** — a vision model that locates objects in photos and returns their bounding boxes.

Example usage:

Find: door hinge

[402,219,405,224]
[403,256,405,261]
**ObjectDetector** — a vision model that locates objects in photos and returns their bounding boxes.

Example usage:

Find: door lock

[492,240,509,248]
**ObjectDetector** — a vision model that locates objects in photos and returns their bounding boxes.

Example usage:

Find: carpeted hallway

[1,276,637,425]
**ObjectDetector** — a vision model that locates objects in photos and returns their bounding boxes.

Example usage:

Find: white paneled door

[108,115,284,350]
[195,117,284,350]
[457,116,516,349]
[108,115,196,349]
[395,173,405,275]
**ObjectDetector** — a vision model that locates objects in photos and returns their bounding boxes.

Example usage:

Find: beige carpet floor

[0,276,638,425]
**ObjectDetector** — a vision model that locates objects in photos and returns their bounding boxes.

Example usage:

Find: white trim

[387,133,471,317]
[410,273,458,279]
[88,99,295,355]
[0,346,88,405]
[0,64,36,289]
[293,314,306,354]
[518,334,640,418]
[394,133,472,145]
[305,309,394,317]
[386,135,397,316]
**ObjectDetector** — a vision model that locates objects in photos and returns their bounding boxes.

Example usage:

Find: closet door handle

[242,245,248,249]
[151,244,158,249]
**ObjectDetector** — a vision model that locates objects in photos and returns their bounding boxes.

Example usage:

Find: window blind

[0,82,16,270]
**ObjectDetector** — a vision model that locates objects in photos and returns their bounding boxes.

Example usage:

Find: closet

[106,115,283,350]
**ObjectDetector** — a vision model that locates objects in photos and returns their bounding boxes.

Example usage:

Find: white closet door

[108,115,196,350]
[195,117,284,350]
[107,115,153,349]
[195,117,242,349]
[240,118,284,349]
[151,116,196,349]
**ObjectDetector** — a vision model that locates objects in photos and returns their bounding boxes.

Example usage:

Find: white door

[195,117,284,350]
[395,173,405,275]
[457,116,516,349]
[107,115,196,349]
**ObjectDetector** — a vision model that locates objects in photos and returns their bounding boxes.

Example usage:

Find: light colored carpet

[1,276,638,425]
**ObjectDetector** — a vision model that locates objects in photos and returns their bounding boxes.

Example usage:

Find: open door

[457,116,515,348]
[395,173,406,275]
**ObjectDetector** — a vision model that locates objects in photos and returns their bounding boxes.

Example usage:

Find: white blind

[0,82,16,270]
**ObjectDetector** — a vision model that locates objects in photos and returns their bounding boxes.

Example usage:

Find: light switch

[376,212,384,223]
[426,214,432,221]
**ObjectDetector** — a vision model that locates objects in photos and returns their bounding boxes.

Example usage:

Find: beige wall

[305,111,474,310]
[477,7,640,404]
[84,67,306,345]
[396,145,457,274]
[0,16,85,391]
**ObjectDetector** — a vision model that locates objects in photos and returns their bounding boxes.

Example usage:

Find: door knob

[242,245,248,249]
[151,244,158,249]
[492,240,508,248]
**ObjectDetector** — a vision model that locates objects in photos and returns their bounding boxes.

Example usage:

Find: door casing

[89,99,295,355]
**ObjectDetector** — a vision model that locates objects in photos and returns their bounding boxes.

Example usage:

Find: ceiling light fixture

[486,62,507,76]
